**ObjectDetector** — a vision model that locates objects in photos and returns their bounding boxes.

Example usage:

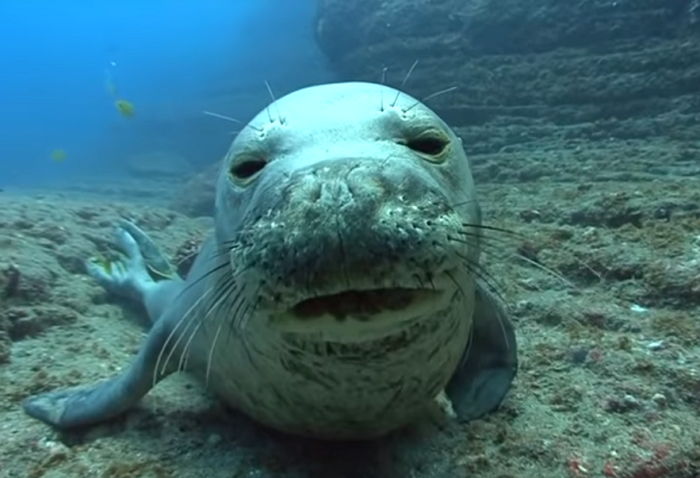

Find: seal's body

[24,82,517,439]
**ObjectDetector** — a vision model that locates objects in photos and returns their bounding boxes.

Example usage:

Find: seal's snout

[285,158,390,223]
[230,156,475,332]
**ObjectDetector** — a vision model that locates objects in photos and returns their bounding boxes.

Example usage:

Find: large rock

[315,0,700,180]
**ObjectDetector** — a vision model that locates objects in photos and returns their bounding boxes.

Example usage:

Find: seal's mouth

[291,288,435,321]
[269,272,460,340]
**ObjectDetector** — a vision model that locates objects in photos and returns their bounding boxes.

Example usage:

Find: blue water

[0,0,333,187]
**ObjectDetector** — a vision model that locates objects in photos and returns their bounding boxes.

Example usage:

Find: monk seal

[23,82,517,439]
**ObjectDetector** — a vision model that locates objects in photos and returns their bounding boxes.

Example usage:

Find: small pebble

[623,394,639,408]
[37,438,70,461]
[651,393,667,408]
[629,303,648,313]
[647,340,665,351]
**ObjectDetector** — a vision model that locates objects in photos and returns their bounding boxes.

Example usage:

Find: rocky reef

[315,0,700,181]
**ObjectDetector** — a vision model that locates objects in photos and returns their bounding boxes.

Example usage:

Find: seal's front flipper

[23,319,173,429]
[86,223,154,302]
[116,219,178,281]
[445,283,517,421]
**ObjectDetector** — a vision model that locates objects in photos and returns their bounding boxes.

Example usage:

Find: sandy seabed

[0,170,698,478]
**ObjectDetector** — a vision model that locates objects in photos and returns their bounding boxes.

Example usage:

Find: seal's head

[215,82,481,342]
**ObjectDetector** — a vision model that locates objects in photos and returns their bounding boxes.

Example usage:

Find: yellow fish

[50,149,67,162]
[115,99,135,118]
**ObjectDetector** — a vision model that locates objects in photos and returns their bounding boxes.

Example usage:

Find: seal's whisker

[450,198,477,208]
[233,284,262,332]
[379,66,389,111]
[380,66,389,85]
[264,80,277,103]
[468,233,575,289]
[233,300,252,335]
[450,232,521,256]
[203,276,238,324]
[402,59,419,86]
[459,317,475,368]
[205,320,225,388]
[176,261,229,298]
[447,234,479,248]
[160,306,200,377]
[462,260,505,303]
[456,252,508,304]
[264,80,284,124]
[202,110,242,124]
[457,229,508,246]
[241,299,259,336]
[177,319,203,372]
[455,230,575,293]
[201,114,263,134]
[226,288,248,342]
[512,252,574,288]
[403,86,459,113]
[207,249,231,261]
[167,268,242,377]
[236,306,258,370]
[494,299,511,352]
[162,277,232,376]
[391,59,419,107]
[154,288,212,385]
[209,241,243,259]
[422,85,458,103]
[178,275,236,370]
[201,276,241,387]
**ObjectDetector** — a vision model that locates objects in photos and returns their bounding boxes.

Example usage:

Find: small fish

[115,99,135,118]
[50,149,67,162]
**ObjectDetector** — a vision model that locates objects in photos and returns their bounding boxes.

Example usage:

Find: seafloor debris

[1,305,78,340]
[2,262,20,297]
[0,328,10,363]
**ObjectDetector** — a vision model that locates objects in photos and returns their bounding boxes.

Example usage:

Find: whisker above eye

[404,86,458,113]
[203,110,263,133]
[202,110,242,124]
[264,80,285,125]
[391,60,420,107]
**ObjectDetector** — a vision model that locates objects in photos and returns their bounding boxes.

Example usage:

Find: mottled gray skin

[23,82,517,439]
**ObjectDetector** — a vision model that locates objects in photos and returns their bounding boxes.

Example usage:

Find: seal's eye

[230,158,267,181]
[399,130,450,162]
[406,136,448,156]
